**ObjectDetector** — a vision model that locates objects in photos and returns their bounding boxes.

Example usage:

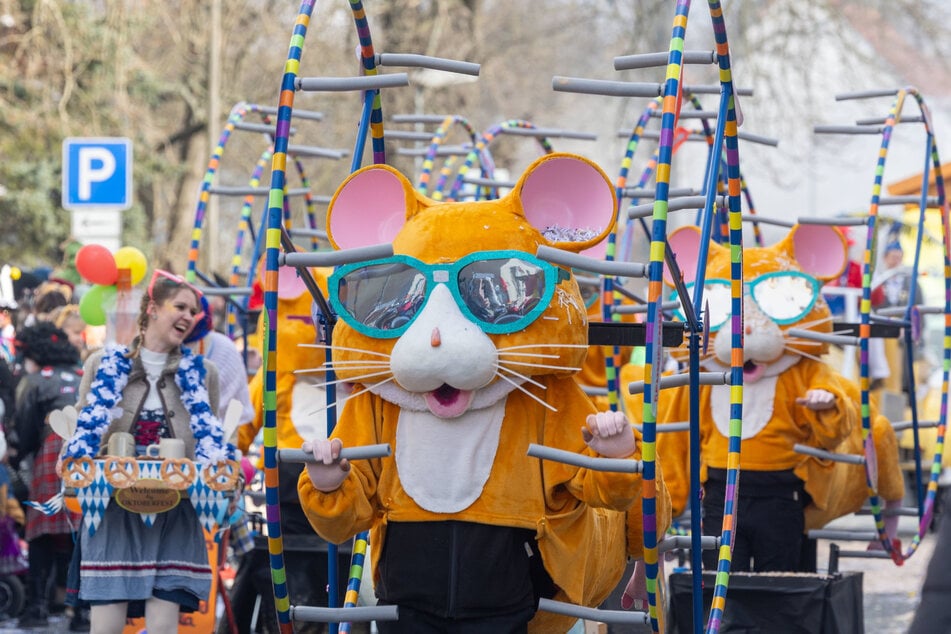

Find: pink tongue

[744,362,767,383]
[424,386,474,418]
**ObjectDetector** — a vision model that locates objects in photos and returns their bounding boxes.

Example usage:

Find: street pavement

[0,513,932,633]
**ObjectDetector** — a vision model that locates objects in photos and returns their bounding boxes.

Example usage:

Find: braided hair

[126,273,202,359]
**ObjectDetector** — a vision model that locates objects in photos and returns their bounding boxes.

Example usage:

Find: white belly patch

[396,399,507,513]
[710,376,777,439]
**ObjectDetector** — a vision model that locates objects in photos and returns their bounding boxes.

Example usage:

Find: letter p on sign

[62,138,132,211]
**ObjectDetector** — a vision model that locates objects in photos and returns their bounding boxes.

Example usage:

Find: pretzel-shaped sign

[204,459,241,491]
[60,457,96,489]
[103,456,139,489]
[161,458,196,490]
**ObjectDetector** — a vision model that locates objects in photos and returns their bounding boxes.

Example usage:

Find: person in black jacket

[13,321,88,630]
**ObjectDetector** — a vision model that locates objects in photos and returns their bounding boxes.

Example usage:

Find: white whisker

[494,372,558,412]
[498,359,581,372]
[311,369,393,388]
[783,346,826,363]
[294,361,391,375]
[304,381,395,416]
[494,365,547,389]
[497,343,589,352]
[497,351,562,359]
[299,343,391,359]
[793,315,833,330]
[783,338,826,347]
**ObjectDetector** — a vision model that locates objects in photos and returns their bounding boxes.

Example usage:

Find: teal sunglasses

[330,250,570,338]
[670,271,822,332]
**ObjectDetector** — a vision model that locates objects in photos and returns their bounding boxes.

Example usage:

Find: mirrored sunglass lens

[458,258,546,326]
[337,262,426,331]
[703,282,733,330]
[752,274,816,322]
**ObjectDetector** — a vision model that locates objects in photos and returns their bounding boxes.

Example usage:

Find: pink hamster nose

[431,327,441,347]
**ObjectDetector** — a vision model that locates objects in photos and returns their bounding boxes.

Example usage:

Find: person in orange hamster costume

[622,223,883,573]
[298,153,670,632]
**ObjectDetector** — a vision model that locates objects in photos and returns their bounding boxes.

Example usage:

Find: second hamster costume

[624,223,862,572]
[298,153,670,632]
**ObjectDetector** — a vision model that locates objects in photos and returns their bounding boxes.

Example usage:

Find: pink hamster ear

[664,226,704,286]
[514,153,617,254]
[325,164,416,250]
[788,224,848,281]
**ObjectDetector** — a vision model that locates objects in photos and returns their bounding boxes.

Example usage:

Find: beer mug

[104,432,135,458]
[145,438,186,460]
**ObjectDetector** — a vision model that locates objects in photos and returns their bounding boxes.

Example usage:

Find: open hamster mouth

[743,360,767,383]
[424,384,475,418]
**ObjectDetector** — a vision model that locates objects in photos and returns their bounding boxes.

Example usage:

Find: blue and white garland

[63,344,234,465]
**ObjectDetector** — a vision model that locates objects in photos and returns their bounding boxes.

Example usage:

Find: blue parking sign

[62,138,133,210]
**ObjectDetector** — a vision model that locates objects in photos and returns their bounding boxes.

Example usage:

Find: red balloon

[75,244,118,286]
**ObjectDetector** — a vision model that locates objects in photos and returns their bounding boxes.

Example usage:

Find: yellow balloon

[114,246,148,286]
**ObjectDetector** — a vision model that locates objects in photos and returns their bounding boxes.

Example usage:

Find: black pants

[376,602,535,634]
[702,472,806,572]
[24,533,74,617]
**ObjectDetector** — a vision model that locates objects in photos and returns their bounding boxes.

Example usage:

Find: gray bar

[814,125,883,135]
[281,244,394,267]
[856,115,925,125]
[279,444,392,463]
[296,73,409,92]
[787,328,859,347]
[612,301,680,315]
[288,228,330,239]
[208,186,310,197]
[877,195,940,207]
[396,146,472,157]
[197,286,253,297]
[287,145,348,160]
[835,88,900,101]
[527,444,643,474]
[233,121,293,135]
[659,535,719,552]
[891,419,940,432]
[617,129,778,146]
[255,105,325,121]
[634,421,690,433]
[536,245,647,279]
[290,605,399,623]
[463,177,516,188]
[648,109,718,119]
[499,127,597,141]
[682,84,754,96]
[390,114,456,124]
[614,50,716,70]
[624,187,701,199]
[808,529,878,541]
[537,598,649,626]
[740,214,794,228]
[377,53,480,76]
[552,76,662,98]
[627,371,729,395]
[385,130,438,141]
[627,195,729,219]
[856,505,920,517]
[793,443,865,465]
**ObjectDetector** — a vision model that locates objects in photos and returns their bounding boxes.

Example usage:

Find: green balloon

[79,284,117,327]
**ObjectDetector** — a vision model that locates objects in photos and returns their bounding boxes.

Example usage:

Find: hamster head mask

[323,153,617,418]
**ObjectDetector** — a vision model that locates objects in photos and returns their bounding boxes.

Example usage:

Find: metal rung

[634,422,690,433]
[282,244,394,268]
[891,419,940,432]
[614,50,717,70]
[877,195,941,207]
[207,186,310,197]
[537,598,649,626]
[390,113,456,124]
[463,177,515,188]
[290,605,399,623]
[793,443,865,465]
[857,505,919,516]
[856,115,925,125]
[376,53,480,76]
[876,304,941,316]
[814,124,883,135]
[385,130,440,141]
[628,372,730,395]
[617,129,778,146]
[279,444,391,463]
[835,88,901,101]
[527,444,643,474]
[397,145,471,157]
[623,187,701,199]
[198,286,253,297]
[288,228,330,240]
[787,328,859,347]
[808,529,878,541]
[611,301,679,315]
[536,245,647,279]
[659,535,719,552]
[296,73,409,92]
[287,144,348,159]
[499,126,597,140]
[627,195,729,219]
[233,121,293,135]
[581,385,608,396]
[649,109,718,119]
[830,549,893,559]
[552,76,662,98]
[255,105,325,121]
[682,84,754,96]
